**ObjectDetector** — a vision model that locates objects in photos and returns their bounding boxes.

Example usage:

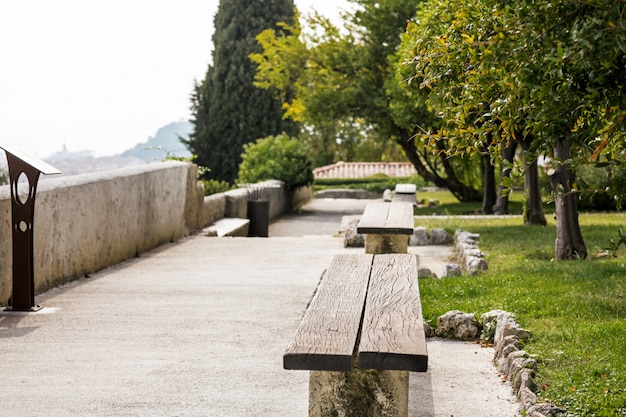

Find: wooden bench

[357,202,414,254]
[284,253,427,417]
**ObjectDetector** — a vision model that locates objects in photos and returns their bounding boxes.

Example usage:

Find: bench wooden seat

[357,202,414,235]
[357,202,415,254]
[284,253,427,416]
[284,253,427,372]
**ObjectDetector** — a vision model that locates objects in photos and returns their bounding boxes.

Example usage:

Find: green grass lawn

[414,209,626,416]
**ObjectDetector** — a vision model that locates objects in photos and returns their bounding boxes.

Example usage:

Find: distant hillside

[44,154,146,177]
[121,120,192,162]
[39,120,194,178]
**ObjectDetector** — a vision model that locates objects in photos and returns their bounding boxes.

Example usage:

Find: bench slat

[386,203,414,233]
[356,202,390,233]
[283,254,374,372]
[357,202,414,235]
[358,254,428,372]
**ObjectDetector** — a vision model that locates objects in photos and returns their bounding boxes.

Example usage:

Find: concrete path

[0,198,520,416]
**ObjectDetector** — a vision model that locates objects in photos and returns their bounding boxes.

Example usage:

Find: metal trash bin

[245,184,270,237]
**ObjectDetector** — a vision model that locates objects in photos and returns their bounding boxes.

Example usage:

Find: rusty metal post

[1,142,60,311]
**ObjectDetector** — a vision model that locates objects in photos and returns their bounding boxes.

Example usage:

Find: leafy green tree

[401,0,626,259]
[237,133,314,190]
[186,0,299,184]
[252,1,483,202]
[395,0,546,222]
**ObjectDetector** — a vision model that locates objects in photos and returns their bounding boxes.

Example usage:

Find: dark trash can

[245,184,271,237]
[247,199,270,237]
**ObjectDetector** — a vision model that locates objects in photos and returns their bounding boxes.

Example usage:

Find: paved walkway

[0,198,520,416]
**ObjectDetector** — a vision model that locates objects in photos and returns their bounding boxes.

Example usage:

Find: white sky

[0,0,352,159]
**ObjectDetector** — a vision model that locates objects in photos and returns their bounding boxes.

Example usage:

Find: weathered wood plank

[358,254,428,372]
[357,202,414,235]
[283,254,373,371]
[356,202,391,234]
[386,203,414,233]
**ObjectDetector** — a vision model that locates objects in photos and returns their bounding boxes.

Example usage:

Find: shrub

[201,179,232,196]
[237,134,314,190]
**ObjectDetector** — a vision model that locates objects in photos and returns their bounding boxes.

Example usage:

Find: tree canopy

[399,0,626,258]
[252,0,485,202]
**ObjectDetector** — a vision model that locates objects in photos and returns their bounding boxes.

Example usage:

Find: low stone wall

[0,163,312,306]
[0,161,196,304]
[198,180,313,229]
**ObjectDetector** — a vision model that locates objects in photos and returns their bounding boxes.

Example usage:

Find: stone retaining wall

[0,163,312,305]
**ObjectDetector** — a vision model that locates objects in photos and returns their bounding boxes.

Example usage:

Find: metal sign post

[0,141,60,311]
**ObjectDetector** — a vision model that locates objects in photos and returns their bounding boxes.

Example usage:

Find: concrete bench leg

[365,234,408,255]
[309,368,409,417]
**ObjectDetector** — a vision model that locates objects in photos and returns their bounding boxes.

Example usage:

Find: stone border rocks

[455,230,488,275]
[410,226,454,246]
[341,219,489,277]
[430,309,566,417]
[409,226,454,246]
[340,216,365,247]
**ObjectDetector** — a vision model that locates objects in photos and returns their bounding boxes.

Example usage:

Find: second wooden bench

[357,202,414,254]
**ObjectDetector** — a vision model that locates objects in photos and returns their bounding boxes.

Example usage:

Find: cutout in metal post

[0,141,61,311]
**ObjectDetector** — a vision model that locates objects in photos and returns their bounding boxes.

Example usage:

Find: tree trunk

[398,136,482,202]
[521,138,547,226]
[482,151,496,214]
[493,140,517,214]
[550,137,587,260]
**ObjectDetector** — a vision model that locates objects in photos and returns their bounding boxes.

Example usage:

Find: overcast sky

[0,0,352,159]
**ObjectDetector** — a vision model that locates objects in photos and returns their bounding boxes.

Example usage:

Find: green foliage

[0,167,7,186]
[605,229,626,258]
[185,0,299,184]
[201,179,233,196]
[157,152,211,181]
[576,164,626,211]
[237,133,314,190]
[251,10,407,166]
[400,0,626,257]
[401,0,626,200]
[416,213,626,416]
[251,0,482,202]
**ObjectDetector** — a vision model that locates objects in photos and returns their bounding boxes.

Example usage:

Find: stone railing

[0,162,312,305]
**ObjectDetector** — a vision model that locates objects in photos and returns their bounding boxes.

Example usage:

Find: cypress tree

[187,0,298,183]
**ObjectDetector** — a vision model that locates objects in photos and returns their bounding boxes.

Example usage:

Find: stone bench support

[284,254,426,417]
[310,369,409,417]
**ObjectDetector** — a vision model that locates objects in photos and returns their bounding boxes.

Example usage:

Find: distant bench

[393,183,417,206]
[284,253,427,416]
[357,202,414,254]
